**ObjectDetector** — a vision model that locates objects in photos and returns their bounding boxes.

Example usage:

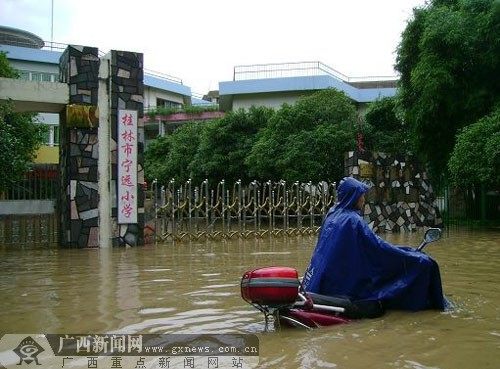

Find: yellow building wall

[34,146,59,164]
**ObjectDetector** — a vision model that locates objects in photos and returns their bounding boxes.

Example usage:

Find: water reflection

[0,229,499,368]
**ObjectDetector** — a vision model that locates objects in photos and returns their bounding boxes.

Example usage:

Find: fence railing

[152,179,337,242]
[0,214,58,246]
[439,186,500,226]
[233,61,398,83]
[0,165,59,246]
[143,68,183,85]
[1,165,59,200]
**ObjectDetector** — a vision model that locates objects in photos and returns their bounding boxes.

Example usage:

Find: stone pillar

[58,47,144,247]
[109,51,144,246]
[344,150,443,233]
[59,46,100,248]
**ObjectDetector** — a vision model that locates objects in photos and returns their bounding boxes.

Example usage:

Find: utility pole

[50,0,54,49]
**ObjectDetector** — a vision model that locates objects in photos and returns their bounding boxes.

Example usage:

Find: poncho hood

[336,177,370,210]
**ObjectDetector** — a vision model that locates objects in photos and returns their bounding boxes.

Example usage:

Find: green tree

[448,105,500,187]
[144,134,171,184]
[395,0,500,175]
[0,51,19,78]
[0,52,46,192]
[144,121,205,184]
[363,97,409,155]
[189,106,273,183]
[168,121,205,183]
[246,89,358,182]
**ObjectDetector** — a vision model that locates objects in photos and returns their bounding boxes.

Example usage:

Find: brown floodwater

[0,228,499,368]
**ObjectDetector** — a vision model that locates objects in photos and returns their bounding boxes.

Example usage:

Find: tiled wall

[109,51,145,246]
[59,46,100,247]
[345,151,443,232]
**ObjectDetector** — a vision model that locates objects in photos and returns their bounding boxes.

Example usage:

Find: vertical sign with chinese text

[118,110,138,224]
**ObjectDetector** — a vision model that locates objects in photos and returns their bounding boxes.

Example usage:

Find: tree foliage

[145,90,360,185]
[144,106,273,185]
[190,106,273,183]
[0,52,46,191]
[144,135,171,184]
[0,52,19,79]
[144,121,204,184]
[448,105,500,187]
[246,89,358,182]
[395,0,500,175]
[167,121,205,183]
[363,97,409,155]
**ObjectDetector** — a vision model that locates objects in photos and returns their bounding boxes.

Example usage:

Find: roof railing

[233,61,398,83]
[42,41,74,52]
[41,41,184,85]
[144,69,183,85]
[0,38,42,49]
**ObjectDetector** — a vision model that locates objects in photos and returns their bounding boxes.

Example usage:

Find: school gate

[0,45,145,247]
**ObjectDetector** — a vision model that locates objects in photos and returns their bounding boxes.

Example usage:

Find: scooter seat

[307,292,353,309]
[307,292,385,319]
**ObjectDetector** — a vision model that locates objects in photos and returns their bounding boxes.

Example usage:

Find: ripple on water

[148,311,234,334]
[202,253,217,257]
[150,279,174,283]
[143,268,171,272]
[191,300,220,306]
[117,309,230,334]
[138,307,177,315]
[202,283,238,289]
[184,291,234,297]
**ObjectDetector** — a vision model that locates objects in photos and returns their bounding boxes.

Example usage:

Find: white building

[219,61,398,113]
[0,25,195,161]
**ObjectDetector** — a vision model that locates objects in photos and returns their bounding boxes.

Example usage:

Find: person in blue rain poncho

[302,176,445,312]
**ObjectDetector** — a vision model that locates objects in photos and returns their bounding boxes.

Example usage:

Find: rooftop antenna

[50,0,54,49]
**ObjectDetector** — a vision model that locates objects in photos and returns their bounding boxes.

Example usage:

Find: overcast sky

[1,0,427,95]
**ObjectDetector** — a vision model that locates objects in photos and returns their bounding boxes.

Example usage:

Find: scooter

[240,228,443,329]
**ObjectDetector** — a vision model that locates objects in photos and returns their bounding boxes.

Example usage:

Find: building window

[42,125,60,146]
[31,72,43,81]
[17,70,57,82]
[19,71,30,80]
[53,126,60,145]
[156,97,182,109]
[41,73,53,82]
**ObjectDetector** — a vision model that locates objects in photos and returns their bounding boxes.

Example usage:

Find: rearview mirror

[424,228,442,243]
[416,228,442,252]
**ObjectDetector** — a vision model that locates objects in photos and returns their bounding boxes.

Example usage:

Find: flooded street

[1,228,499,368]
